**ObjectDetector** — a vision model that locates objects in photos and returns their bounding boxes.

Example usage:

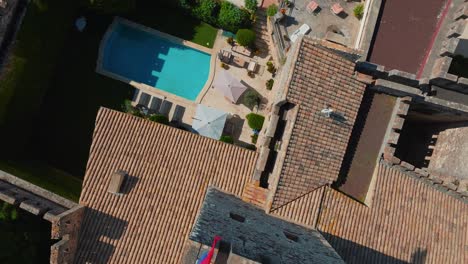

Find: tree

[243,90,260,109]
[218,1,251,33]
[236,29,256,47]
[88,0,135,14]
[192,0,220,25]
[266,4,278,16]
[244,0,258,13]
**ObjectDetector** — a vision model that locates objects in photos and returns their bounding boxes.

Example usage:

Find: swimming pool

[101,20,211,101]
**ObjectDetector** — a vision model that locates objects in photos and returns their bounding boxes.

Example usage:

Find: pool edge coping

[96,16,218,103]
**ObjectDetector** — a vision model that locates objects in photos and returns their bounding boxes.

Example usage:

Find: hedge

[220,135,234,144]
[236,29,256,47]
[218,1,251,33]
[246,113,265,131]
[148,114,169,125]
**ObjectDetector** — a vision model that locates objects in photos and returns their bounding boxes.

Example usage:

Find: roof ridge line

[270,185,327,212]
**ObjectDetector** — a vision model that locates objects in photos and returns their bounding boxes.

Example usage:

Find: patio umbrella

[192,104,228,140]
[213,70,248,103]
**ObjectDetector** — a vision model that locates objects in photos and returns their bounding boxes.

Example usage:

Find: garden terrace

[279,0,363,48]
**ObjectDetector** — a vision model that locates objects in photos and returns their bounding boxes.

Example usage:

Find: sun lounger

[137,92,151,107]
[306,1,319,14]
[331,3,344,15]
[159,100,173,117]
[148,97,163,114]
[171,105,186,123]
[290,24,311,43]
[132,89,140,102]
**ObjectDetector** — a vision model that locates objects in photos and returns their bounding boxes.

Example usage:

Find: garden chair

[331,3,344,15]
[148,96,163,114]
[306,1,319,14]
[137,92,151,108]
[171,105,185,124]
[159,100,173,117]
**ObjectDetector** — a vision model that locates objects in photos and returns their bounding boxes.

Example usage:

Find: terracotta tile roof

[272,186,325,228]
[74,108,258,264]
[272,39,366,210]
[317,162,468,263]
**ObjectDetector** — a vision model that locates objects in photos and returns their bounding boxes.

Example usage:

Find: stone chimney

[108,170,127,194]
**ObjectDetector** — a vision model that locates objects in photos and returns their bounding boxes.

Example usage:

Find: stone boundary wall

[0,169,84,264]
[0,169,77,209]
[381,97,468,202]
[382,96,412,163]
[381,159,468,202]
[429,1,468,94]
[356,61,421,89]
[50,205,86,264]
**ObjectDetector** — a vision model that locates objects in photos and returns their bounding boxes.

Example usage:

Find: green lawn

[0,160,82,202]
[0,1,219,199]
[128,5,218,48]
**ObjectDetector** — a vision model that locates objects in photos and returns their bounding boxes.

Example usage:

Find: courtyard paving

[281,0,363,47]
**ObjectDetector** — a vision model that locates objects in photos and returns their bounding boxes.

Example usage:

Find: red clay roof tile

[75,108,258,264]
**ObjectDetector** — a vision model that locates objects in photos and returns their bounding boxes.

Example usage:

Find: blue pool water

[102,22,211,101]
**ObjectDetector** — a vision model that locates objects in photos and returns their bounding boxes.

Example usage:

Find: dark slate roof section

[189,187,344,264]
[272,39,366,210]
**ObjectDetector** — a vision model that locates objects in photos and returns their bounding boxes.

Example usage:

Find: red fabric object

[200,236,222,264]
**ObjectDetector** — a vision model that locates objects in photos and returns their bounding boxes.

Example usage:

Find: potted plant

[284,0,292,7]
[226,37,234,46]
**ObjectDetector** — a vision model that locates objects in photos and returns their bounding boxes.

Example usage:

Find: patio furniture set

[218,46,259,75]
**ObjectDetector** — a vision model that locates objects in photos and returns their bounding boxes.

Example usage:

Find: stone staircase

[253,8,272,56]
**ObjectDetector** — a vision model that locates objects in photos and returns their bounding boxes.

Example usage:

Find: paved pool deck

[368,0,450,74]
[101,19,279,146]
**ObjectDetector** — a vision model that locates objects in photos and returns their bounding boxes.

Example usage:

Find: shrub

[243,90,260,109]
[251,134,258,144]
[266,79,274,90]
[148,114,169,125]
[192,0,219,25]
[246,113,265,130]
[245,144,257,150]
[353,4,364,20]
[245,0,258,13]
[236,29,256,47]
[266,4,278,16]
[122,99,143,117]
[218,1,251,32]
[266,61,276,74]
[220,135,234,144]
